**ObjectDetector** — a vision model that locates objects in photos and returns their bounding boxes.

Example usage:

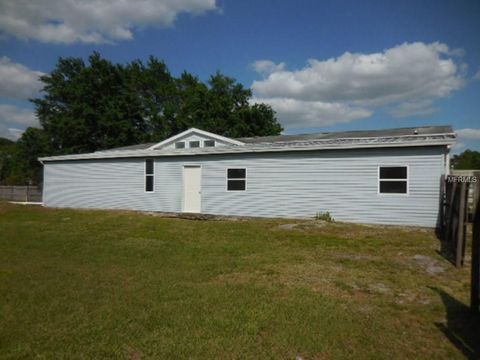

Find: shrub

[315,211,334,222]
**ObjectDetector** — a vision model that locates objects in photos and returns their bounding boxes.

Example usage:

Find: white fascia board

[39,137,456,162]
[147,128,244,150]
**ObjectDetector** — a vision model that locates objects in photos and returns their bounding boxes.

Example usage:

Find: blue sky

[0,0,479,152]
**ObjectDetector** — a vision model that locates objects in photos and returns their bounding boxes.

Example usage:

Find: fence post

[473,171,480,217]
[445,180,454,244]
[456,182,467,267]
[440,175,445,234]
[471,191,480,314]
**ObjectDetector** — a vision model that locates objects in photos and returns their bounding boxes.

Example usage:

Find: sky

[0,0,479,152]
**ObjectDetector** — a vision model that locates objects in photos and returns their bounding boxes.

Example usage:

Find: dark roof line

[97,142,157,152]
[235,125,454,144]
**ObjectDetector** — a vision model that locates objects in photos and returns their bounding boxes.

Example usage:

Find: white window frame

[175,141,185,149]
[145,159,155,193]
[189,140,200,148]
[377,165,409,195]
[203,139,215,147]
[226,168,247,192]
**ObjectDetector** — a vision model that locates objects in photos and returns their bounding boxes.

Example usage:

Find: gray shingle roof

[235,125,453,144]
[96,142,156,152]
[39,125,456,162]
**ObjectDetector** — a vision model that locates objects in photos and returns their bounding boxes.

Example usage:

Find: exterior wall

[43,146,447,227]
[161,134,230,149]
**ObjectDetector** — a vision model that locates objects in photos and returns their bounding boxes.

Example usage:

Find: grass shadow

[435,226,457,266]
[431,287,480,359]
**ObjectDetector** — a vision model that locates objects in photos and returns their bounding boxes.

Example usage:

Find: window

[145,159,154,192]
[189,141,200,148]
[379,166,408,194]
[175,142,185,149]
[227,168,246,191]
[204,140,215,147]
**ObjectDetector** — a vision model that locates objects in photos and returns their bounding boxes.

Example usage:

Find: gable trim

[148,128,244,150]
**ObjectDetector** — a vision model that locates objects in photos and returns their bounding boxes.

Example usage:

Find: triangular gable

[148,128,244,150]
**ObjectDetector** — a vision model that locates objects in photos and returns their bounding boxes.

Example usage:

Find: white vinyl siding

[43,146,447,227]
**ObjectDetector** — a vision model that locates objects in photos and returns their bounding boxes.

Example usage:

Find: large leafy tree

[33,52,150,154]
[32,52,282,155]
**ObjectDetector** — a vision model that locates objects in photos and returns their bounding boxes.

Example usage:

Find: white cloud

[0,105,38,128]
[0,59,42,139]
[456,128,480,140]
[0,105,38,140]
[252,42,466,129]
[252,97,372,128]
[251,60,286,76]
[451,128,480,154]
[451,141,466,154]
[474,68,480,81]
[0,0,217,44]
[389,100,436,118]
[0,124,23,141]
[0,57,44,99]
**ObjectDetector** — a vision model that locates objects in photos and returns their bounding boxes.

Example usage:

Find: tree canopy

[32,52,282,154]
[452,149,480,170]
[1,52,282,185]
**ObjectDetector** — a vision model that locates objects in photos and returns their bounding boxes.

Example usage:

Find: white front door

[183,166,201,213]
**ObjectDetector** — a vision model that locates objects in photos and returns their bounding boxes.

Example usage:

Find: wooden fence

[0,186,42,202]
[451,170,480,221]
[440,171,480,267]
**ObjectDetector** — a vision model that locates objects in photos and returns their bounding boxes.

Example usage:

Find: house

[39,125,456,227]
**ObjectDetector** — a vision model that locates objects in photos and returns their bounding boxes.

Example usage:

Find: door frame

[182,164,202,213]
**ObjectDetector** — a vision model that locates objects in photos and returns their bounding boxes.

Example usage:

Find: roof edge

[39,136,455,162]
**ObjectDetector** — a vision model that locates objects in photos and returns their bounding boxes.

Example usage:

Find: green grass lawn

[0,202,478,359]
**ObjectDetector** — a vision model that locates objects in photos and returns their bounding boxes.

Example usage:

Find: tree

[32,52,282,156]
[33,52,151,154]
[124,56,178,140]
[169,72,282,138]
[0,129,52,185]
[0,137,15,184]
[452,150,480,170]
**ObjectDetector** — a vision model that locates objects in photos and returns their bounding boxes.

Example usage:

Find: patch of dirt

[277,223,299,230]
[368,282,391,294]
[276,221,329,231]
[329,252,378,261]
[411,254,445,275]
[124,346,143,360]
[396,290,432,305]
[212,258,438,308]
[144,211,260,221]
